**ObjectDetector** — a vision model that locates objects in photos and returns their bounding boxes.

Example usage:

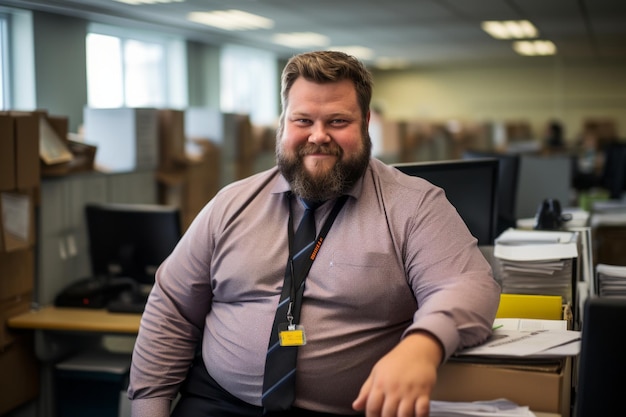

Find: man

[128,50,501,417]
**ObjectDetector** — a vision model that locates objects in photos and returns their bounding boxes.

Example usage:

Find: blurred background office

[1,1,626,416]
[1,0,625,160]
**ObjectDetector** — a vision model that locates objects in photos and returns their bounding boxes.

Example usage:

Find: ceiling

[5,0,626,67]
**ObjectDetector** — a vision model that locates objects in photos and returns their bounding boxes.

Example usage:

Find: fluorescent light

[188,10,274,31]
[113,0,184,4]
[272,32,330,48]
[513,40,557,56]
[482,20,538,39]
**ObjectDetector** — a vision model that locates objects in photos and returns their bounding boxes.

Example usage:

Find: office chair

[574,297,626,416]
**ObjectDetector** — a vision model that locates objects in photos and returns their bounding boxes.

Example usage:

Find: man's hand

[352,331,443,417]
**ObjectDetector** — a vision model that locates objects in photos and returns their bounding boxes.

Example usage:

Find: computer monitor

[393,158,499,246]
[462,150,520,236]
[575,297,626,416]
[85,202,182,286]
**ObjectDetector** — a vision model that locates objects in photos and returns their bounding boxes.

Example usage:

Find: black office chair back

[574,297,626,416]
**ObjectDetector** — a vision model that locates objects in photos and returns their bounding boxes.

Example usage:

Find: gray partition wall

[515,155,573,220]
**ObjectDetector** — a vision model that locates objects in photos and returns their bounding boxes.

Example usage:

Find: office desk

[8,306,141,417]
[8,306,141,334]
[9,307,568,417]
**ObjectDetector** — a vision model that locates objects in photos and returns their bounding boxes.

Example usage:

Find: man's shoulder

[219,166,282,196]
[368,158,438,193]
[206,166,285,209]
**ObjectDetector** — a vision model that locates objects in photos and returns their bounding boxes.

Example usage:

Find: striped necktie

[261,198,320,411]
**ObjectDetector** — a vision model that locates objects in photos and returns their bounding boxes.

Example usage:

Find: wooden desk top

[7,306,141,334]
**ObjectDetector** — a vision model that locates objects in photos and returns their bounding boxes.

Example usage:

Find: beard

[277,132,372,202]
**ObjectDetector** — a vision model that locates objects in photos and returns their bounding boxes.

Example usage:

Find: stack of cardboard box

[156,109,221,231]
[0,112,40,415]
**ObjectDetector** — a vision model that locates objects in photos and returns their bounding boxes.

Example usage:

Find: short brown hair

[278,51,373,133]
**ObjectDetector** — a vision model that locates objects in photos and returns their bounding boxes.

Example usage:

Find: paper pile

[494,229,578,303]
[430,398,536,417]
[457,318,580,359]
[596,264,626,297]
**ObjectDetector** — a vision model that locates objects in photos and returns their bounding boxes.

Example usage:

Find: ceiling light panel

[482,20,538,39]
[188,10,274,31]
[513,40,557,56]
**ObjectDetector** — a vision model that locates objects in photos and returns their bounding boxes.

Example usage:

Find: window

[0,13,9,109]
[220,44,278,126]
[86,24,187,109]
[0,7,35,111]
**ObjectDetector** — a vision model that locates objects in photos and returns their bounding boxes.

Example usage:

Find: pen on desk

[492,324,504,330]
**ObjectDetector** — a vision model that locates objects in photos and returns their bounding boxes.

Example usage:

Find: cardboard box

[157,139,220,230]
[432,358,572,417]
[0,115,15,190]
[0,190,36,252]
[12,112,40,189]
[0,292,31,349]
[47,114,69,142]
[0,334,40,415]
[158,109,187,171]
[0,248,35,302]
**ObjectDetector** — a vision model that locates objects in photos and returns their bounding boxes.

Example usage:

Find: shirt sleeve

[401,184,501,360]
[127,201,216,413]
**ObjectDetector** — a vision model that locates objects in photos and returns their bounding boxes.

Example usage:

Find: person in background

[573,128,605,191]
[128,50,501,417]
[543,119,566,153]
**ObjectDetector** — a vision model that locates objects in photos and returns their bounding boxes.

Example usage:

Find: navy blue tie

[262,198,320,411]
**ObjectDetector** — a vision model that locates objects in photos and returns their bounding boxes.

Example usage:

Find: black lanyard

[285,194,348,325]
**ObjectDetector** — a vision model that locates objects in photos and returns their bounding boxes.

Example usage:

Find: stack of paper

[494,229,579,303]
[430,398,536,417]
[596,264,626,297]
[456,318,580,359]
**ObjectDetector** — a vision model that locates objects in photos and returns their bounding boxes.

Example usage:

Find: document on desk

[457,319,580,358]
[430,398,536,416]
[494,229,578,261]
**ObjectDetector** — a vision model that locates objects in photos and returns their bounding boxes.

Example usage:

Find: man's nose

[309,122,330,144]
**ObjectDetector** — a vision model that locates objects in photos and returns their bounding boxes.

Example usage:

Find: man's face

[277,78,371,201]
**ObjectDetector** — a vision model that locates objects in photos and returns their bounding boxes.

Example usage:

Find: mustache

[298,143,342,158]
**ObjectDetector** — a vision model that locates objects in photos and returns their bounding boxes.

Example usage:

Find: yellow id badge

[278,324,306,346]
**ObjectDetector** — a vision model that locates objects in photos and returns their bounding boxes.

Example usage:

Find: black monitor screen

[85,203,182,285]
[393,159,499,246]
[462,150,520,236]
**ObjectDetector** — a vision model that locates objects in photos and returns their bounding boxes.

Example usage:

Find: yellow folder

[495,293,563,320]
